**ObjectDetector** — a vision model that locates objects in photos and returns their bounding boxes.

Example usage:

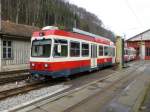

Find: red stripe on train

[30,58,113,72]
[97,58,112,64]
[30,60,91,72]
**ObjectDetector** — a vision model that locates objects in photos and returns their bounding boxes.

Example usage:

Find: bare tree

[16,0,21,24]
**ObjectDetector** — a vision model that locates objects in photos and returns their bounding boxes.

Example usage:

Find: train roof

[125,47,136,51]
[32,26,114,46]
[72,28,110,41]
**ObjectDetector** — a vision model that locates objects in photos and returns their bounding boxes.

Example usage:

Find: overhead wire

[124,0,143,28]
[124,0,145,40]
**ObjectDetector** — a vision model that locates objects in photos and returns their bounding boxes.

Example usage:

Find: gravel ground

[0,84,70,111]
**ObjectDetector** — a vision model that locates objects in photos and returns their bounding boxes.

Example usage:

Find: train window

[127,50,129,55]
[82,43,89,57]
[104,46,113,56]
[70,41,80,57]
[31,39,51,57]
[124,49,127,55]
[53,39,68,57]
[109,47,112,56]
[146,47,150,56]
[110,47,115,57]
[127,50,130,55]
[99,45,103,56]
[104,46,109,56]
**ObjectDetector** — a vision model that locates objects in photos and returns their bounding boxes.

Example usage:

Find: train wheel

[64,76,71,81]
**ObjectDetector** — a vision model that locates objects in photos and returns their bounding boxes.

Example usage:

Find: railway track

[0,74,68,101]
[0,81,50,100]
[0,69,113,101]
[0,70,30,85]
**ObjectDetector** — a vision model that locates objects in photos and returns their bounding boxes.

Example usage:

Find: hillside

[2,0,115,41]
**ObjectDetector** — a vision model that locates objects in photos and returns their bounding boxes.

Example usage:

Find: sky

[69,0,150,39]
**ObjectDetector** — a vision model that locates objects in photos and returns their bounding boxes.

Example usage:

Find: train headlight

[31,63,35,67]
[44,64,48,68]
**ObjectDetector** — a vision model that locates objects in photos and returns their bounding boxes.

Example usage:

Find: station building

[0,20,39,71]
[126,29,150,60]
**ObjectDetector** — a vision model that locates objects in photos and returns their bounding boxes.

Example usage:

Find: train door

[91,44,97,68]
[112,47,116,64]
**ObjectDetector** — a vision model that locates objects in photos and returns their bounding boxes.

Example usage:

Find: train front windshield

[31,39,51,57]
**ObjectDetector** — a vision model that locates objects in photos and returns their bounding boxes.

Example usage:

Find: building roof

[0,20,40,39]
[127,29,150,41]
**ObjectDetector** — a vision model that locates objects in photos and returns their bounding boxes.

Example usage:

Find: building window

[146,47,150,56]
[53,39,68,57]
[3,40,13,59]
[99,45,103,56]
[82,43,89,57]
[70,41,80,57]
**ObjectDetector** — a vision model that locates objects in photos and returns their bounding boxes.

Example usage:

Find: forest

[1,0,115,41]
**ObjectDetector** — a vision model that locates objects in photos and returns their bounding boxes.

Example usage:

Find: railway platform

[7,61,150,112]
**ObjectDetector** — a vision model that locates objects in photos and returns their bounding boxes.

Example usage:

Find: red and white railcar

[124,47,136,62]
[30,26,116,78]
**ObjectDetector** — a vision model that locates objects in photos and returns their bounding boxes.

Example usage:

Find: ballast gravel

[0,84,70,111]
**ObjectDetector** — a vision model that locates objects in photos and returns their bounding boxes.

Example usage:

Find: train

[124,47,136,62]
[30,26,136,78]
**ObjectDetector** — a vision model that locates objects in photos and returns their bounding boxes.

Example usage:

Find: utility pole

[123,33,127,67]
